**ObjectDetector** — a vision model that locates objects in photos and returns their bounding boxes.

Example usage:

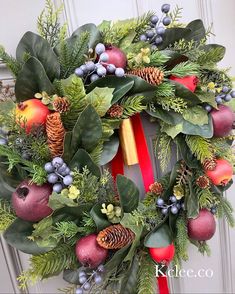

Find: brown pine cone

[149,181,163,195]
[196,175,210,189]
[202,158,217,171]
[46,112,65,157]
[107,104,124,118]
[97,224,135,250]
[53,96,70,113]
[128,67,164,85]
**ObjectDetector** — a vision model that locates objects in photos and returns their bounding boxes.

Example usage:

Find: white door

[0,0,235,293]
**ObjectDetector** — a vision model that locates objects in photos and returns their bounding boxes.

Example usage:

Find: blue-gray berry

[76,288,83,294]
[97,66,107,77]
[99,52,109,62]
[163,16,171,26]
[205,105,212,112]
[52,157,64,167]
[0,138,8,145]
[161,207,168,215]
[222,86,230,93]
[94,274,103,285]
[171,205,178,214]
[90,74,99,82]
[86,61,95,71]
[95,43,105,55]
[83,282,91,291]
[115,68,125,77]
[44,162,55,173]
[107,64,116,73]
[224,94,232,102]
[230,90,235,98]
[47,173,59,184]
[151,15,159,24]
[80,64,88,74]
[156,26,166,35]
[139,34,147,42]
[63,175,73,186]
[79,275,87,284]
[170,196,177,203]
[155,36,163,45]
[156,198,164,206]
[53,183,63,193]
[75,67,84,77]
[161,4,170,13]
[215,96,223,104]
[146,30,155,38]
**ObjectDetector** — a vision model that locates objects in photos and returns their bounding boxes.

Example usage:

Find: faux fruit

[75,234,108,269]
[205,159,233,186]
[12,180,53,222]
[149,243,175,264]
[101,45,127,69]
[15,99,51,133]
[187,209,216,241]
[169,75,199,92]
[210,105,234,137]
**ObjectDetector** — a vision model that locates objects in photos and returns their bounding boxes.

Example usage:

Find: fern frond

[0,46,22,77]
[137,252,157,294]
[215,195,235,227]
[211,138,235,164]
[166,61,200,77]
[155,133,172,172]
[0,199,16,232]
[52,221,79,241]
[185,135,214,163]
[121,96,146,118]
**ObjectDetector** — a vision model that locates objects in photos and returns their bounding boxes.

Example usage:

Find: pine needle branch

[121,95,147,118]
[155,82,175,98]
[165,61,200,77]
[215,194,235,227]
[185,135,214,163]
[0,46,22,77]
[169,5,183,26]
[149,51,171,67]
[137,252,157,294]
[0,199,16,232]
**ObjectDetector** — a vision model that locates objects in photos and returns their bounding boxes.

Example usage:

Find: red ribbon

[111,114,169,294]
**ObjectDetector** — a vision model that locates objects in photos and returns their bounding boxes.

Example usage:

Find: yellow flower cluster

[61,185,80,200]
[101,203,122,224]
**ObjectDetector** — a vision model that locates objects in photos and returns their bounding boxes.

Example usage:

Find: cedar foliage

[0,199,16,231]
[0,46,22,77]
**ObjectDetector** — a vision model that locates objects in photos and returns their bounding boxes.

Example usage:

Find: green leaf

[90,203,111,231]
[182,106,208,126]
[57,204,93,220]
[144,223,173,248]
[16,31,60,80]
[104,245,130,273]
[162,161,181,200]
[161,123,183,139]
[71,23,102,49]
[120,256,139,294]
[195,90,218,109]
[186,181,199,218]
[197,44,226,64]
[85,87,114,116]
[48,193,78,210]
[15,57,55,102]
[98,20,111,31]
[99,135,119,165]
[87,76,134,104]
[185,19,206,42]
[128,75,157,101]
[120,213,143,262]
[63,269,81,284]
[69,149,101,178]
[119,30,136,51]
[116,175,139,213]
[71,105,102,153]
[4,218,52,254]
[158,28,191,50]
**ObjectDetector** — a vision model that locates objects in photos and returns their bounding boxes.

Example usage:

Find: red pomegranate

[102,45,127,69]
[12,180,53,222]
[169,75,199,92]
[205,159,233,186]
[187,209,216,241]
[149,243,175,264]
[210,105,234,137]
[75,234,108,269]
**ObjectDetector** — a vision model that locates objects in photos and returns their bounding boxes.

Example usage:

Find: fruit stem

[16,187,29,199]
[17,102,27,111]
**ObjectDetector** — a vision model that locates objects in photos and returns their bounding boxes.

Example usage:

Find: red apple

[149,243,175,264]
[205,159,233,186]
[102,45,127,69]
[187,209,216,241]
[210,105,234,137]
[75,234,108,269]
[169,75,199,92]
[16,99,51,133]
[12,180,53,222]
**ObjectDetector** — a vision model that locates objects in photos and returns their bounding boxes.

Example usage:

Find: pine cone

[128,67,164,86]
[53,97,70,113]
[196,175,210,189]
[97,224,135,250]
[46,112,65,157]
[107,104,124,118]
[149,181,163,195]
[202,158,217,171]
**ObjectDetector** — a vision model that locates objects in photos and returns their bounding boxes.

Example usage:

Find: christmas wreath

[0,2,235,293]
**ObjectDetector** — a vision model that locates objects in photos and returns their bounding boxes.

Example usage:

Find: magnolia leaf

[183,106,208,126]
[195,90,218,109]
[90,203,111,231]
[161,123,183,139]
[119,30,136,51]
[144,223,173,248]
[185,19,206,42]
[186,181,199,218]
[99,135,119,165]
[85,87,114,116]
[48,193,78,210]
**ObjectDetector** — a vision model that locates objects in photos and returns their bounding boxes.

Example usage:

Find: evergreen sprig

[190,240,211,256]
[169,5,183,27]
[17,244,77,289]
[186,135,214,163]
[197,47,225,67]
[37,0,65,47]
[155,82,175,97]
[77,212,96,236]
[165,61,200,77]
[89,142,103,164]
[157,96,187,113]
[137,252,157,294]
[200,68,232,88]
[0,199,16,232]
[149,51,170,67]
[53,221,80,241]
[121,96,146,118]
[198,188,215,209]
[155,133,172,172]
[0,46,22,77]
[215,194,235,227]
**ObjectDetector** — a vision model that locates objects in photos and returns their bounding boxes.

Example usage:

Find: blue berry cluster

[75,43,125,82]
[44,157,73,193]
[76,264,105,294]
[139,4,171,49]
[0,127,9,146]
[205,86,235,112]
[156,195,184,215]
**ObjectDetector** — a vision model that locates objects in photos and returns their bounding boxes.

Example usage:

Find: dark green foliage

[149,51,171,67]
[200,68,232,88]
[166,61,200,77]
[186,135,214,163]
[155,82,175,98]
[0,46,22,77]
[0,199,16,232]
[137,252,157,294]
[77,212,96,236]
[53,221,80,241]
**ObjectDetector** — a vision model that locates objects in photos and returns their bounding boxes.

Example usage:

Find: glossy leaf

[63,269,80,285]
[128,75,157,101]
[90,203,111,231]
[158,28,191,50]
[186,180,199,218]
[182,106,208,126]
[99,135,119,165]
[104,244,130,273]
[144,223,173,248]
[3,218,52,254]
[116,175,139,213]
[69,149,101,177]
[87,76,134,104]
[15,57,55,101]
[185,19,206,42]
[16,31,60,80]
[48,193,78,210]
